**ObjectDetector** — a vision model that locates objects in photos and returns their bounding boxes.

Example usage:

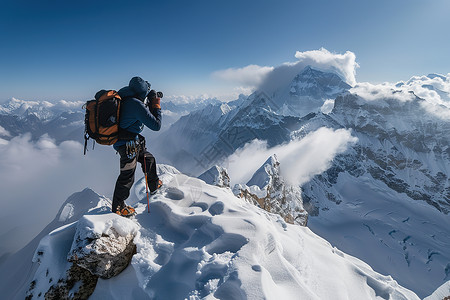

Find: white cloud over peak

[212,64,274,87]
[294,48,358,86]
[258,48,359,95]
[211,48,358,98]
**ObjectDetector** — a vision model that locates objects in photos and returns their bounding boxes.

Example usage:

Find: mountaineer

[112,76,163,217]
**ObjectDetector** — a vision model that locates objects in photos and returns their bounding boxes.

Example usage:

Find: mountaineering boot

[150,180,163,195]
[115,205,136,218]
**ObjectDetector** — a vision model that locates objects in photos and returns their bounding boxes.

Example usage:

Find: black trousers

[112,140,159,213]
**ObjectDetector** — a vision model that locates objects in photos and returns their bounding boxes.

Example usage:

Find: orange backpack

[83,90,121,154]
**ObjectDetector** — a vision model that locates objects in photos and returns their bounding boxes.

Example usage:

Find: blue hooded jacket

[114,77,161,150]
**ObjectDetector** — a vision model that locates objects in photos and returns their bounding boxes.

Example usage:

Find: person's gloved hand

[146,90,161,109]
[151,97,161,109]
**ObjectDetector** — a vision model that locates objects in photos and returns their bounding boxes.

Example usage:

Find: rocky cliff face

[298,90,450,297]
[301,92,450,215]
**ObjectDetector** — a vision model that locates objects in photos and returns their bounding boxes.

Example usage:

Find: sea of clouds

[0,134,119,256]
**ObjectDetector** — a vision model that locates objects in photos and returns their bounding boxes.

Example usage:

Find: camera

[145,90,163,109]
[147,90,163,100]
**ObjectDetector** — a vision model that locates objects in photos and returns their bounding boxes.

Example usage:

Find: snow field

[126,168,419,299]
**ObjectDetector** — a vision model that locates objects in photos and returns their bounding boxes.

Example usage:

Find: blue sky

[1,0,449,102]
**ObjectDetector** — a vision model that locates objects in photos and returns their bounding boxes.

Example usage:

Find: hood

[118,76,150,100]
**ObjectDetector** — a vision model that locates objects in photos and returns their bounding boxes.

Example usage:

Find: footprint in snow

[190,202,209,212]
[208,201,224,216]
[165,187,184,200]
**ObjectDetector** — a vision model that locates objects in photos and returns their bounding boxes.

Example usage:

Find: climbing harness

[125,139,138,159]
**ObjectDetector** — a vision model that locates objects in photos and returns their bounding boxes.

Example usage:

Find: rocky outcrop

[43,264,98,300]
[26,214,139,300]
[68,225,137,279]
[233,155,308,226]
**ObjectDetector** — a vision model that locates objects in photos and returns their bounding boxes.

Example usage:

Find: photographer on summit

[112,76,163,217]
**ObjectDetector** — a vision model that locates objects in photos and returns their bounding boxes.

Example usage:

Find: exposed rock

[68,214,138,279]
[44,264,98,300]
[27,213,139,299]
[233,155,308,226]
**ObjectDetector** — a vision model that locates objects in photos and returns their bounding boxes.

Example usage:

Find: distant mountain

[0,98,85,143]
[275,65,351,116]
[0,96,224,143]
[153,67,351,174]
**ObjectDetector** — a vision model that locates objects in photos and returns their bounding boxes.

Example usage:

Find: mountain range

[151,66,450,297]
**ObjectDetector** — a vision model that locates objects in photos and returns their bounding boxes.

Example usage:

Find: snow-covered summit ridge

[25,165,422,299]
[57,188,111,223]
[246,154,279,189]
[198,165,230,188]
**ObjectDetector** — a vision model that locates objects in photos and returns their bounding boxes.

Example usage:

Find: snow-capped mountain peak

[288,66,351,99]
[246,154,279,188]
[233,155,308,227]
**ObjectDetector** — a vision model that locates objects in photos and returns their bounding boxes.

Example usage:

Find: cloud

[212,64,274,88]
[0,125,10,137]
[258,48,359,95]
[294,48,358,86]
[210,48,358,100]
[225,127,358,186]
[0,134,120,255]
[350,82,415,102]
[350,73,450,119]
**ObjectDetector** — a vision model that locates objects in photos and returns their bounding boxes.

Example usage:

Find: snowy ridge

[21,166,424,299]
[198,165,231,188]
